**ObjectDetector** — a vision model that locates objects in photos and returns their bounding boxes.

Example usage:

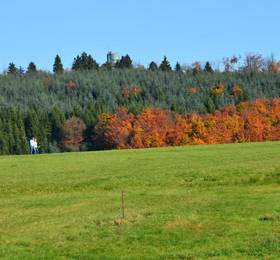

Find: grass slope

[0,142,280,259]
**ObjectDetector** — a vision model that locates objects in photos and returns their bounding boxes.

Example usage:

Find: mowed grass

[0,142,280,259]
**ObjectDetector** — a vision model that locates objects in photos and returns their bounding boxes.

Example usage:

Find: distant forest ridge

[3,52,280,74]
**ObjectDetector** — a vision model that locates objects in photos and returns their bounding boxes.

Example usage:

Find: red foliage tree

[93,98,280,150]
[62,116,86,150]
[67,79,78,90]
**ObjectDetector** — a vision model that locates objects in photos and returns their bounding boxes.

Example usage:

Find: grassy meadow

[0,142,280,259]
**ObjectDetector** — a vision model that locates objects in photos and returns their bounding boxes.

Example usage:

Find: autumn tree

[62,117,86,151]
[243,53,265,72]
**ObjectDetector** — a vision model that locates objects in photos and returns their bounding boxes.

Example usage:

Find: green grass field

[0,142,280,259]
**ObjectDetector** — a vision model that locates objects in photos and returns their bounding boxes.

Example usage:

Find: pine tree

[7,63,18,75]
[72,55,81,71]
[159,56,171,71]
[0,117,9,154]
[148,61,158,71]
[205,97,216,113]
[25,109,41,140]
[27,62,37,74]
[49,107,65,142]
[116,55,133,69]
[18,66,25,75]
[53,55,64,74]
[204,61,214,73]
[72,52,99,71]
[175,62,181,72]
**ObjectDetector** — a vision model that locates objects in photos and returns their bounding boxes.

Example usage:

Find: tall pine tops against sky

[1,0,280,70]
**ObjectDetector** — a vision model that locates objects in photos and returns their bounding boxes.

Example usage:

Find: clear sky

[1,0,280,71]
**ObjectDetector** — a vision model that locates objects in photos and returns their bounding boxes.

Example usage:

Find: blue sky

[1,0,280,70]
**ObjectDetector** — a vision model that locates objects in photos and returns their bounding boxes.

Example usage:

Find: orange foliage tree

[93,98,280,150]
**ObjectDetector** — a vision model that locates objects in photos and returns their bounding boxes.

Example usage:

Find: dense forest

[1,53,280,154]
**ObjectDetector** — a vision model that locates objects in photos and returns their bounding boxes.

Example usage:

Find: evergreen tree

[72,52,99,71]
[159,56,171,71]
[116,55,133,69]
[18,66,25,75]
[205,97,216,113]
[27,62,37,74]
[72,55,81,71]
[49,106,65,142]
[204,61,214,73]
[175,62,181,72]
[84,53,99,70]
[0,117,9,154]
[148,61,158,71]
[7,63,18,75]
[25,109,41,140]
[53,55,64,74]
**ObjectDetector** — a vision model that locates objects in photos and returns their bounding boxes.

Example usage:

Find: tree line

[0,52,280,154]
[1,98,279,154]
[4,52,280,75]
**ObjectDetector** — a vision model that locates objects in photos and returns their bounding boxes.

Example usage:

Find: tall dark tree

[49,107,65,143]
[116,55,133,69]
[159,56,171,71]
[175,62,181,72]
[7,63,18,75]
[27,62,37,74]
[204,61,213,73]
[72,52,99,71]
[18,66,25,75]
[53,55,64,74]
[72,55,81,71]
[149,61,158,71]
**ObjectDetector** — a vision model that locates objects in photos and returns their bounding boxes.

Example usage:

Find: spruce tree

[116,55,133,69]
[204,61,214,73]
[18,66,25,75]
[72,55,81,71]
[148,61,158,71]
[72,52,99,71]
[175,62,181,72]
[49,107,65,142]
[53,55,64,74]
[159,56,171,71]
[7,63,18,75]
[27,62,37,74]
[0,118,9,154]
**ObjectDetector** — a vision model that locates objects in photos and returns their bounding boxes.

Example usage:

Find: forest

[0,53,280,154]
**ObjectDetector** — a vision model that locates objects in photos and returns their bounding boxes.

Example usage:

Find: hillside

[1,69,280,154]
[1,142,280,258]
